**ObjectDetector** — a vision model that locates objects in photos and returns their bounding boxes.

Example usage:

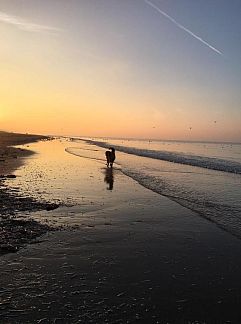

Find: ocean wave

[84,140,241,174]
[67,140,241,238]
[122,168,241,238]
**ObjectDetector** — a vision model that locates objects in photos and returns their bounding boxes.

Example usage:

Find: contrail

[0,11,61,34]
[144,0,223,56]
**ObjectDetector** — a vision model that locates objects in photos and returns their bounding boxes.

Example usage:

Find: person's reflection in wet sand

[104,167,114,190]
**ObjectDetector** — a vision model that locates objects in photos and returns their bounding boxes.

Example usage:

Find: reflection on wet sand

[104,167,114,190]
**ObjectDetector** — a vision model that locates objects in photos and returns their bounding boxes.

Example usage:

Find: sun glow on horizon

[1,1,241,142]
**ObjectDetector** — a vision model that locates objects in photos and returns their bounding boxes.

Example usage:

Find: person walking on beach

[105,148,115,168]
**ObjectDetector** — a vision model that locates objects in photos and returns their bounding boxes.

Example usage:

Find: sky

[0,0,241,142]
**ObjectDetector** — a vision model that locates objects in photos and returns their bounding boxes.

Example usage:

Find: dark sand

[0,132,57,254]
[0,131,48,175]
[1,135,241,323]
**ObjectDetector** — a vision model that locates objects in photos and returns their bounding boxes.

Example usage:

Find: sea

[67,137,241,238]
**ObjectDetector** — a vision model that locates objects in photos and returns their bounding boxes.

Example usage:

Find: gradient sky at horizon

[0,0,241,142]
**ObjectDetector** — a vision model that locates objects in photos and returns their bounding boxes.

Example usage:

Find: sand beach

[0,132,56,254]
[1,133,241,323]
[2,1,241,322]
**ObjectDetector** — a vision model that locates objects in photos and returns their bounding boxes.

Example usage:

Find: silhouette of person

[105,148,116,168]
[104,167,114,190]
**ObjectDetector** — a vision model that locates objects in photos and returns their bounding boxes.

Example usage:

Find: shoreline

[0,132,58,255]
[1,134,241,322]
[0,131,50,177]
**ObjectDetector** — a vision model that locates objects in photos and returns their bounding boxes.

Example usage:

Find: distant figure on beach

[105,148,115,168]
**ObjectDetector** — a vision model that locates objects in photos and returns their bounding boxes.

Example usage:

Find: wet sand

[0,132,56,254]
[0,131,48,175]
[1,136,241,323]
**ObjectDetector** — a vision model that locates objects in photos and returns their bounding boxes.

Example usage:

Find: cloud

[0,11,61,34]
[145,0,223,56]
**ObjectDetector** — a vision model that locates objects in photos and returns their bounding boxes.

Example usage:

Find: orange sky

[1,1,241,142]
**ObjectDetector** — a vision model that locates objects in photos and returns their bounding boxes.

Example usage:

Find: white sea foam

[121,168,241,238]
[71,138,241,237]
[84,139,241,174]
[67,138,241,238]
